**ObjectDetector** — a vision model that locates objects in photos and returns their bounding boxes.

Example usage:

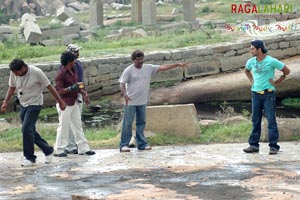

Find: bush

[202,6,212,13]
[0,11,10,24]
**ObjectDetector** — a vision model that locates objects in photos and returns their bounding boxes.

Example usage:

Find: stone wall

[1,31,300,107]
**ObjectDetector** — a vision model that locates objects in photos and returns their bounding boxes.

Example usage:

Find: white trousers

[54,101,90,154]
[65,94,83,151]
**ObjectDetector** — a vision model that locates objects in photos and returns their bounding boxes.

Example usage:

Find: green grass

[199,122,251,143]
[0,127,23,152]
[2,96,300,153]
[281,98,300,109]
[0,26,231,64]
[148,121,252,147]
[0,118,252,152]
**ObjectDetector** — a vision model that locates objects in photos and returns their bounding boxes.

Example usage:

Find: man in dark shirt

[64,44,89,154]
[53,51,95,157]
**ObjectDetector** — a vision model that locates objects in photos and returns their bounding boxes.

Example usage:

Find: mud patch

[0,163,254,199]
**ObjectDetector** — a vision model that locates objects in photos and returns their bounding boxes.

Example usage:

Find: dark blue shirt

[74,60,84,82]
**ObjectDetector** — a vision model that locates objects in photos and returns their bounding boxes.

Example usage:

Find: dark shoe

[53,152,68,157]
[138,146,152,151]
[269,147,279,155]
[80,150,96,156]
[65,149,78,154]
[243,146,259,153]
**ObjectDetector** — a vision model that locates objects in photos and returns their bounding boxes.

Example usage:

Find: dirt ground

[0,142,300,200]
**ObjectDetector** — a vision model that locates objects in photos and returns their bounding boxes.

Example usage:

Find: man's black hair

[251,40,268,54]
[131,50,144,61]
[9,59,27,71]
[60,51,76,66]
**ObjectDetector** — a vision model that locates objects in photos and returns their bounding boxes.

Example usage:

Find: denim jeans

[120,105,148,150]
[248,91,280,150]
[20,105,53,162]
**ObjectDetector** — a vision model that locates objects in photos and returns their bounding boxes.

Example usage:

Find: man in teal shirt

[243,40,290,155]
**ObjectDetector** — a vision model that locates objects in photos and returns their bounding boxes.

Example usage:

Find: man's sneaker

[120,146,131,153]
[139,146,152,151]
[45,153,53,164]
[243,146,259,153]
[65,149,78,154]
[79,150,96,156]
[54,152,68,157]
[269,147,279,155]
[21,159,35,167]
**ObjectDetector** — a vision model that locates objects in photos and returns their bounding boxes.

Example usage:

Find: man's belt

[255,89,274,94]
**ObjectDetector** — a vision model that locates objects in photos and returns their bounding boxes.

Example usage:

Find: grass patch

[0,119,252,153]
[200,122,251,143]
[0,27,232,64]
[0,127,23,152]
[0,122,120,152]
[281,98,300,109]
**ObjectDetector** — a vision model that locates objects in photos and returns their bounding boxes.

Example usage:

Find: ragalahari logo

[231,3,292,14]
[227,3,299,36]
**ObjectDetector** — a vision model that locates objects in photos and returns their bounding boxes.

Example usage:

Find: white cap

[66,44,81,52]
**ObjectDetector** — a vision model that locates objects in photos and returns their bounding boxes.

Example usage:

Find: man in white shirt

[1,59,66,166]
[118,50,188,152]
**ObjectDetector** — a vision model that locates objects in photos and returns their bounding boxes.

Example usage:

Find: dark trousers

[120,105,148,150]
[248,91,280,150]
[20,105,53,162]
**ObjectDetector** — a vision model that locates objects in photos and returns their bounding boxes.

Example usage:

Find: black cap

[251,40,268,53]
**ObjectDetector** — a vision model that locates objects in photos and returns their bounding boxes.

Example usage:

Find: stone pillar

[131,0,142,23]
[183,0,196,22]
[20,13,42,44]
[142,0,156,25]
[89,0,103,28]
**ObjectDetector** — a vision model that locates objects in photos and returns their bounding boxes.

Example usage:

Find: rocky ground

[0,142,300,200]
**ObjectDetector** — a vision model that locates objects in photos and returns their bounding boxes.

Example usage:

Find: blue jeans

[248,91,280,150]
[20,105,53,162]
[120,105,148,150]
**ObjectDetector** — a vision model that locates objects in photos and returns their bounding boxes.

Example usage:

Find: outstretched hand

[178,63,189,68]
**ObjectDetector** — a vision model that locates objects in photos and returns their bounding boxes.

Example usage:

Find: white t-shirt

[9,65,50,107]
[118,64,159,106]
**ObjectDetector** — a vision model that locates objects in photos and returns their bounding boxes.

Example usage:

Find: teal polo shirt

[246,55,284,92]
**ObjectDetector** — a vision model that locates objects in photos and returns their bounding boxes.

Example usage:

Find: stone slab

[134,104,200,138]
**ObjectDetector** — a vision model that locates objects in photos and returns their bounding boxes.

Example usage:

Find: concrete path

[1,142,300,200]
